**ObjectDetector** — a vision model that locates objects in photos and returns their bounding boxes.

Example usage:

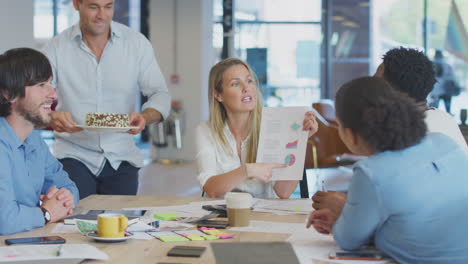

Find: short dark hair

[0,48,52,117]
[335,76,427,153]
[381,47,436,102]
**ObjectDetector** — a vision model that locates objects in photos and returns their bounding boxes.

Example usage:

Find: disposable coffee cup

[225,192,253,227]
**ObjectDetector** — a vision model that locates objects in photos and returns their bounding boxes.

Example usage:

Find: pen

[321,180,326,191]
[56,244,63,257]
[129,229,157,232]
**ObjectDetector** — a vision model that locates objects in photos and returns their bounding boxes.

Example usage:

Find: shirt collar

[71,21,122,42]
[0,118,38,152]
[0,117,23,149]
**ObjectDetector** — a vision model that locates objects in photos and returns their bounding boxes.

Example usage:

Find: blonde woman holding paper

[196,58,318,198]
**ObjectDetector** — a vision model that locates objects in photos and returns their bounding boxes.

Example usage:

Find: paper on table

[0,244,108,263]
[228,220,307,234]
[124,204,209,218]
[52,220,163,240]
[51,223,80,234]
[256,107,310,181]
[288,232,393,264]
[188,200,227,207]
[253,199,313,215]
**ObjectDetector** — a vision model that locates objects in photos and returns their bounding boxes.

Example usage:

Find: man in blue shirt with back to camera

[0,48,79,235]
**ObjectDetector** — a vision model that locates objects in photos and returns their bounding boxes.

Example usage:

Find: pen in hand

[321,180,326,191]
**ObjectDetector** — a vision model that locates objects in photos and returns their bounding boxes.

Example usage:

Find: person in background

[307,77,468,264]
[0,48,79,235]
[312,47,468,217]
[43,0,171,199]
[374,47,466,151]
[429,49,461,113]
[196,58,318,198]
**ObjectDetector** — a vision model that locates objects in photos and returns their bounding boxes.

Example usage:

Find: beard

[16,99,50,128]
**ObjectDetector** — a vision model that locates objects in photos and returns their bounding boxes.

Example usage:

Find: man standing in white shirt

[44,0,171,199]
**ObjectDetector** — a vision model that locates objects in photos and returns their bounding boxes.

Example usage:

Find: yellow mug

[97,213,128,238]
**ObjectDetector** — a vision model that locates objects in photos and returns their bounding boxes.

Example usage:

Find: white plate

[86,232,134,243]
[75,125,138,132]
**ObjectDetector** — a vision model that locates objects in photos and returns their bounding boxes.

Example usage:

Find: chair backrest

[299,168,309,198]
[304,101,350,169]
[312,100,336,124]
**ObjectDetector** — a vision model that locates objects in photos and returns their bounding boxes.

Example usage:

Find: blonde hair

[208,58,263,163]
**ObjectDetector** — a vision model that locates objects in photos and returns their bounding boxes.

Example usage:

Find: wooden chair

[300,101,354,198]
[304,101,352,169]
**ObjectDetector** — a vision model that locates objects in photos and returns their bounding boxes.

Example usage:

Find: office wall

[149,0,213,161]
[0,0,35,53]
[0,0,212,161]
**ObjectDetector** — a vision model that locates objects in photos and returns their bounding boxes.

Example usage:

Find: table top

[1,195,310,264]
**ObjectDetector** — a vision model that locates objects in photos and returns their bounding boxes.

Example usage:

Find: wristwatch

[40,207,51,224]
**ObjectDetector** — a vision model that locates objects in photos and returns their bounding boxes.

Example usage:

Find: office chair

[300,100,356,198]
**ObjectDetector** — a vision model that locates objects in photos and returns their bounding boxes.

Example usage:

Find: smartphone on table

[329,251,386,261]
[5,236,66,245]
[196,220,229,229]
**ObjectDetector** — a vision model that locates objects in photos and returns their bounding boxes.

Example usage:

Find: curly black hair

[381,47,436,102]
[0,48,52,117]
[335,77,427,153]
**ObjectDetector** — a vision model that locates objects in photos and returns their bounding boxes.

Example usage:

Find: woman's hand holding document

[256,107,318,181]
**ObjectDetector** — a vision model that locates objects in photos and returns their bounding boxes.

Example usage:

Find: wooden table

[1,195,309,264]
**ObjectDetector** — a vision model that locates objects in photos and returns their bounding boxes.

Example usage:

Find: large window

[372,0,468,121]
[215,0,467,120]
[426,0,468,121]
[34,0,140,44]
[214,0,322,107]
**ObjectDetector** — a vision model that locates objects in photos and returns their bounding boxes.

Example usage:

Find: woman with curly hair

[307,77,468,263]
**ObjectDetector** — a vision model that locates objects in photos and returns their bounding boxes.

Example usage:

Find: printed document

[256,107,309,181]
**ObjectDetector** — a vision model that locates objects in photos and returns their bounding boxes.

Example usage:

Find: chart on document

[256,107,309,181]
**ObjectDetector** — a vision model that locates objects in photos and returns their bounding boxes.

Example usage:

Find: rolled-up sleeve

[195,124,220,189]
[332,167,383,250]
[138,37,171,120]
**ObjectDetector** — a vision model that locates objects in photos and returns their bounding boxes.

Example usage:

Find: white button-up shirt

[43,22,171,175]
[196,122,276,198]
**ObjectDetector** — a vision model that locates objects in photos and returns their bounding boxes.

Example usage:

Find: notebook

[64,210,147,225]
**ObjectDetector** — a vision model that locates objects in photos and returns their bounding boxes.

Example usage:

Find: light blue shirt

[43,22,171,175]
[0,118,79,235]
[333,133,468,264]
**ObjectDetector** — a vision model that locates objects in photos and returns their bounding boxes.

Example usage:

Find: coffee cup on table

[225,192,253,227]
[97,213,128,238]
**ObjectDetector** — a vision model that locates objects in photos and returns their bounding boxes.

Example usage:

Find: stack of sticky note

[149,231,190,242]
[153,212,181,221]
[198,227,234,239]
[175,230,219,241]
[149,229,234,242]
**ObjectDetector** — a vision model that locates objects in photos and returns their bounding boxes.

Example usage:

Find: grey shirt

[43,22,171,175]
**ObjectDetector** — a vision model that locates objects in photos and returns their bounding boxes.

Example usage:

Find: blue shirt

[0,118,79,235]
[333,133,468,264]
[43,22,171,175]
